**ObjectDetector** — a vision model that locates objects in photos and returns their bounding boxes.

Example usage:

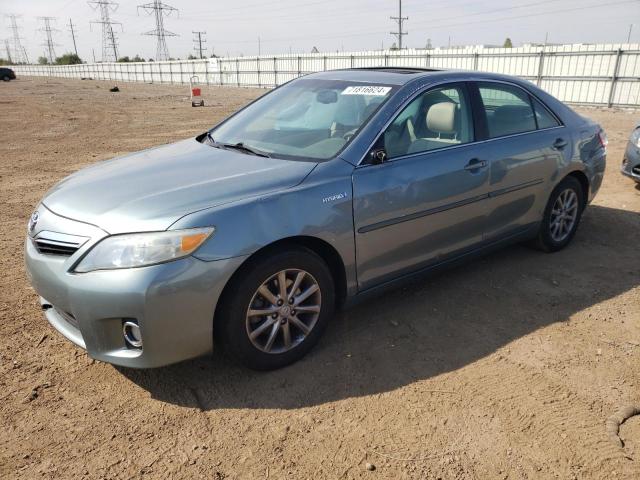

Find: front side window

[477,82,537,138]
[383,84,474,159]
[210,79,396,160]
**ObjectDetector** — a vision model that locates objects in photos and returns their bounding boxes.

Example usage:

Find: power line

[208,0,637,47]
[88,1,122,62]
[5,14,29,64]
[138,1,179,61]
[390,0,408,49]
[37,17,60,63]
[68,18,79,57]
[192,31,206,59]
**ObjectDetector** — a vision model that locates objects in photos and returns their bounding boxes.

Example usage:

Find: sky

[1,0,639,62]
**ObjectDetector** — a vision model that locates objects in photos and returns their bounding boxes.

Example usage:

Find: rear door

[352,82,490,290]
[471,81,567,240]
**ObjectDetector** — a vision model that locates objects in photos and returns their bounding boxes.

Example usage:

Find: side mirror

[369,148,387,165]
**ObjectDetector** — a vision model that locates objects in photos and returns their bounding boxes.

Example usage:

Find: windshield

[209,79,397,160]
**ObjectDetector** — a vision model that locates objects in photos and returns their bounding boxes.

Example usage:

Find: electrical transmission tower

[38,17,60,64]
[4,39,12,64]
[390,0,408,50]
[5,14,29,64]
[88,0,122,62]
[138,1,179,61]
[68,18,79,57]
[192,31,206,59]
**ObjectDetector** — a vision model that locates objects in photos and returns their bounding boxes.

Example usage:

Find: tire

[2,76,10,82]
[532,176,585,252]
[216,246,335,370]
[200,100,205,107]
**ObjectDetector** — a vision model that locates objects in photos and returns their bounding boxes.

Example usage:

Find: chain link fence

[9,44,640,107]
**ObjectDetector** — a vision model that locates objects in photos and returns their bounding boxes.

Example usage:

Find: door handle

[464,158,488,172]
[552,138,568,150]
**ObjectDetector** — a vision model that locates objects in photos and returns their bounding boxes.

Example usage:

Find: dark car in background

[621,122,640,183]
[1,67,16,81]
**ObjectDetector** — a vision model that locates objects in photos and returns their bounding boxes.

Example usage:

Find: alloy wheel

[549,188,578,242]
[245,269,322,354]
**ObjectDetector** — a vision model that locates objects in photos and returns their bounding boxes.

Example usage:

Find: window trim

[356,78,565,168]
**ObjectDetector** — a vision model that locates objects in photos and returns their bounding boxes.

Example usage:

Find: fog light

[123,320,142,348]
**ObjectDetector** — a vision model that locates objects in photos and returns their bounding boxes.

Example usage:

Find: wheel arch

[214,235,348,329]
[565,170,590,207]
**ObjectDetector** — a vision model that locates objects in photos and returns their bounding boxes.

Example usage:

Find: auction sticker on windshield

[342,86,392,96]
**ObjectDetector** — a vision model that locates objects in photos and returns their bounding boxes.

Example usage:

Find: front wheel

[533,176,585,252]
[216,246,335,370]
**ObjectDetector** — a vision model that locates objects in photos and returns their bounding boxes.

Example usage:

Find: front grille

[32,231,88,257]
[34,237,80,256]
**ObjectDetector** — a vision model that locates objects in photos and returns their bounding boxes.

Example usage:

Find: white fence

[9,43,640,107]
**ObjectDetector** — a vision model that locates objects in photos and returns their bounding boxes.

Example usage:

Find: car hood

[43,138,317,234]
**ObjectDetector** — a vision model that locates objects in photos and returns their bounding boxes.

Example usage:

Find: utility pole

[192,31,206,59]
[5,14,29,64]
[628,24,634,43]
[390,0,408,50]
[37,17,60,63]
[258,36,261,56]
[88,1,121,62]
[138,1,179,61]
[68,18,79,57]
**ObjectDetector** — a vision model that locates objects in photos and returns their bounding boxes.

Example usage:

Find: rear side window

[531,97,560,129]
[477,83,536,138]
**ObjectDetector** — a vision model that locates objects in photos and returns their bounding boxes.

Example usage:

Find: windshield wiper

[217,142,271,158]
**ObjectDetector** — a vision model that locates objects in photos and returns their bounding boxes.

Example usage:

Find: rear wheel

[533,176,585,252]
[2,76,10,82]
[216,246,335,370]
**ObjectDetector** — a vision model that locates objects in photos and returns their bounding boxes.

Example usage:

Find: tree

[38,56,49,65]
[503,37,513,48]
[0,58,10,66]
[131,54,145,62]
[187,54,197,60]
[55,53,82,65]
[117,56,131,62]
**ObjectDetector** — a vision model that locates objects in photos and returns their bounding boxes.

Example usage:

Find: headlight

[630,128,640,148]
[74,227,214,273]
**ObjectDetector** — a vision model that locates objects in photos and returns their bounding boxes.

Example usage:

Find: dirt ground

[1,77,639,480]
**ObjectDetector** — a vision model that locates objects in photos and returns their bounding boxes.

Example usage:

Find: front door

[352,82,490,290]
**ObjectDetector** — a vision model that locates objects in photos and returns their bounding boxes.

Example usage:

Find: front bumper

[25,213,246,368]
[621,141,640,182]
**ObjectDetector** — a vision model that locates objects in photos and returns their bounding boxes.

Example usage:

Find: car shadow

[118,204,639,410]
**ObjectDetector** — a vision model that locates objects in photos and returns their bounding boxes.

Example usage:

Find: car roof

[304,67,537,87]
[305,67,443,85]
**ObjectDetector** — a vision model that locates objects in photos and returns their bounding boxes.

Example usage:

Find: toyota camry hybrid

[25,68,607,370]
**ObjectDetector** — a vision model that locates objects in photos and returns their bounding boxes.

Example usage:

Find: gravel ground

[1,77,639,480]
